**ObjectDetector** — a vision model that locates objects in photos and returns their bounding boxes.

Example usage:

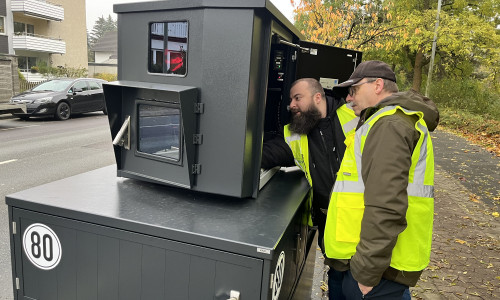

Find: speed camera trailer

[104,0,361,198]
[6,1,362,300]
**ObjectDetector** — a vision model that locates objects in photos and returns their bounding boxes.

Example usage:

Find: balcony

[11,0,64,21]
[13,33,66,54]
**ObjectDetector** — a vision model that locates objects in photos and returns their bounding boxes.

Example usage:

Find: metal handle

[277,37,317,54]
[112,115,130,150]
[227,290,240,300]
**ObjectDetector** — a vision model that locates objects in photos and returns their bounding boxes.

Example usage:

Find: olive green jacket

[329,90,439,287]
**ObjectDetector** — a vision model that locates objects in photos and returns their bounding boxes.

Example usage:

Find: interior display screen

[137,104,181,162]
[148,21,188,76]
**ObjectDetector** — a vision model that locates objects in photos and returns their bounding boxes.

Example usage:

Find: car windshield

[32,80,72,92]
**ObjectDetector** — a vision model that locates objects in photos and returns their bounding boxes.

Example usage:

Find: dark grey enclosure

[104,0,362,198]
[6,1,365,299]
[7,166,314,300]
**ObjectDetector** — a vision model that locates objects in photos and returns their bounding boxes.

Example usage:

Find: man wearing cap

[261,78,359,299]
[323,60,439,299]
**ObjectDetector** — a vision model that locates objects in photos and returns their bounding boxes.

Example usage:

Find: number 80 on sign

[23,223,62,270]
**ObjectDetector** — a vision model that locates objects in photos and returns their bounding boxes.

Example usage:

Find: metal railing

[14,32,63,41]
[20,79,48,92]
[23,0,62,7]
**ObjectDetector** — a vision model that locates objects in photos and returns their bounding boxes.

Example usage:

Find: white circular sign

[272,251,285,300]
[23,223,62,270]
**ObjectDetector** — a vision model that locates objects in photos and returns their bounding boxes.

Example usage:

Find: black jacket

[261,95,349,241]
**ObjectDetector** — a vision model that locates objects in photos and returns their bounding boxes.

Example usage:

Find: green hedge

[430,78,500,121]
[438,107,500,136]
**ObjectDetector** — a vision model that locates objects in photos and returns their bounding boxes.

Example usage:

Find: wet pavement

[310,129,500,299]
[432,130,499,207]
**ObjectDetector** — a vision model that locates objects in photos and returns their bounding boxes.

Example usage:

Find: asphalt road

[0,113,115,299]
[431,129,499,207]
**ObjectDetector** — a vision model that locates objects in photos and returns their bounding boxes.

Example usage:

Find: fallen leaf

[492,212,499,217]
[469,195,481,203]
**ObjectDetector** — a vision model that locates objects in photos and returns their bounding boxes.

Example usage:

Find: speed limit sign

[272,251,285,300]
[23,223,62,270]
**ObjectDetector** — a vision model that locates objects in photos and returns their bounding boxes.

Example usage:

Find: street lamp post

[425,0,443,97]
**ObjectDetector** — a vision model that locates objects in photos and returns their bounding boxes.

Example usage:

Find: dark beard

[289,106,322,135]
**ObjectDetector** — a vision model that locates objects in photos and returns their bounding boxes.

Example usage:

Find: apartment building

[0,0,87,101]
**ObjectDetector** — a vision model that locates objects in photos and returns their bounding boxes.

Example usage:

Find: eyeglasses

[348,79,377,97]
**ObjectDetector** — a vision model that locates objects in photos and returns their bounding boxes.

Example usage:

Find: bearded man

[261,78,358,300]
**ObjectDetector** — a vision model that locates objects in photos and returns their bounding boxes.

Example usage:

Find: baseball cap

[335,60,397,88]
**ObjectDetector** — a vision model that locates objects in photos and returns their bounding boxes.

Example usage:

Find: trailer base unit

[6,165,316,300]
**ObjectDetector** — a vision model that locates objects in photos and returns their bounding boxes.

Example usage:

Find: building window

[0,16,5,34]
[14,22,24,34]
[14,22,34,36]
[27,24,34,35]
[18,57,37,72]
[148,21,188,76]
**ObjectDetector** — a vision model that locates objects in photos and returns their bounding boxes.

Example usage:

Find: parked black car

[10,78,108,120]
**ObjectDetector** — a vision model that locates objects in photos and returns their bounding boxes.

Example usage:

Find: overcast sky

[86,0,295,30]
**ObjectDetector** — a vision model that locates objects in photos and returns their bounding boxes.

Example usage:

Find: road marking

[0,159,18,165]
[0,125,40,131]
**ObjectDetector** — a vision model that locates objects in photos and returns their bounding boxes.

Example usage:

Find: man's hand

[358,282,373,296]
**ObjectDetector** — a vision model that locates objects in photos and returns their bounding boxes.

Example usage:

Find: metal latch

[112,115,130,150]
[227,290,240,300]
[193,134,203,145]
[194,103,204,114]
[192,164,201,175]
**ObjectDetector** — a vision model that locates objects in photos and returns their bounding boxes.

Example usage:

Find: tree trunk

[412,48,424,92]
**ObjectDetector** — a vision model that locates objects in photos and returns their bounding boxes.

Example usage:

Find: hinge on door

[194,103,204,114]
[16,278,20,290]
[192,164,201,175]
[193,134,203,145]
[12,222,16,235]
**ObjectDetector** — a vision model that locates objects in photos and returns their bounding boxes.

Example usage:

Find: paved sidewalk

[310,164,500,299]
[411,166,500,299]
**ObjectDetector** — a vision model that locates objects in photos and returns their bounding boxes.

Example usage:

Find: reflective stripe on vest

[337,104,359,136]
[324,105,435,272]
[284,126,311,186]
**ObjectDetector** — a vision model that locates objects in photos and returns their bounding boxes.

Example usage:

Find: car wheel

[55,102,71,120]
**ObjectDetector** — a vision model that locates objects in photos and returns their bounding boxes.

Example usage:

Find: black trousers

[339,270,408,300]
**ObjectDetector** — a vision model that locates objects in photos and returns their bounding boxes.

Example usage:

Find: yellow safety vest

[324,105,435,271]
[283,104,358,227]
[283,104,359,187]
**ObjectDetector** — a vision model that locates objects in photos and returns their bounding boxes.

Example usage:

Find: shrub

[430,78,500,121]
[31,62,88,78]
[55,66,88,78]
[18,69,26,81]
[93,73,117,82]
[438,107,500,136]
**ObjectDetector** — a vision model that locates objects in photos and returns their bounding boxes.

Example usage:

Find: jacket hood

[326,94,346,118]
[377,90,440,131]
